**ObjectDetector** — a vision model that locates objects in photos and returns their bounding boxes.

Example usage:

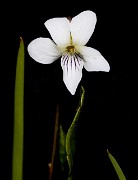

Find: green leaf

[66,86,85,178]
[12,37,24,180]
[59,125,67,172]
[107,149,126,180]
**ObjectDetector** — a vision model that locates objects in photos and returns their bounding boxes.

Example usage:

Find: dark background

[1,1,138,180]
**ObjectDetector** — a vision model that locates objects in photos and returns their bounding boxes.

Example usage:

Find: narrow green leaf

[59,125,66,172]
[107,149,126,180]
[12,37,24,180]
[66,86,85,178]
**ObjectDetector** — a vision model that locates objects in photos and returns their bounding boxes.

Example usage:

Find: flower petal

[27,38,61,64]
[70,10,97,46]
[77,46,110,72]
[44,18,71,48]
[61,53,84,95]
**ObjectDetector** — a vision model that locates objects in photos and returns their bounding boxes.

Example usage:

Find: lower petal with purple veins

[61,53,84,95]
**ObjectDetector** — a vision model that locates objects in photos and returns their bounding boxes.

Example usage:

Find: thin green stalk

[12,37,24,180]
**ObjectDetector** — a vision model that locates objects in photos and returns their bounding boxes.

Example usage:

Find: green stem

[12,37,24,180]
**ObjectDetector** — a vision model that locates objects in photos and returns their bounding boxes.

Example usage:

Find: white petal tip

[69,90,76,95]
[97,63,110,72]
[104,63,110,72]
[64,83,77,95]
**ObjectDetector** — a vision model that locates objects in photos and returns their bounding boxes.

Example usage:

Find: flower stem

[48,104,59,180]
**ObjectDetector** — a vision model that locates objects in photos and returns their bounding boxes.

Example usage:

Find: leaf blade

[66,86,85,178]
[12,37,24,180]
[59,125,66,172]
[107,150,126,180]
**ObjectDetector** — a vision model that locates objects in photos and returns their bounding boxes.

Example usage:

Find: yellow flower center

[66,45,75,54]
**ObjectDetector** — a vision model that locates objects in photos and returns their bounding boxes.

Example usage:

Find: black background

[1,1,138,180]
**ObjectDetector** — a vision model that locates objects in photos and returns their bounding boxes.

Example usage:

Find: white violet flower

[28,10,110,95]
